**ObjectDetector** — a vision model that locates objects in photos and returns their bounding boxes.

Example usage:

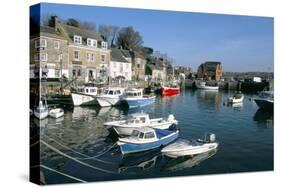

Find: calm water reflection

[32,89,273,184]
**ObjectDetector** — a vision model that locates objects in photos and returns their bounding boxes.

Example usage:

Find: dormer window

[87,38,97,47]
[73,35,82,45]
[101,41,108,49]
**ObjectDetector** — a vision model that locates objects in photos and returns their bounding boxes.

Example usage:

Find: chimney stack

[52,16,59,32]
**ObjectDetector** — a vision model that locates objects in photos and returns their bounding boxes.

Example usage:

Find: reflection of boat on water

[162,149,217,172]
[253,108,273,123]
[254,91,274,110]
[118,149,161,173]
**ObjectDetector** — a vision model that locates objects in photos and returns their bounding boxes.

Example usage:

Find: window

[87,38,97,47]
[131,130,139,137]
[54,40,60,49]
[73,35,82,45]
[87,53,95,62]
[54,54,61,62]
[101,55,105,63]
[74,51,79,61]
[145,132,155,139]
[40,53,48,61]
[35,38,47,48]
[139,132,144,139]
[109,90,113,95]
[137,63,140,68]
[34,54,39,62]
[101,41,108,49]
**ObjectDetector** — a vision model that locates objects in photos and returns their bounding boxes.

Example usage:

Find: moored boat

[71,85,98,106]
[96,87,125,107]
[254,91,274,110]
[117,127,179,155]
[161,133,218,158]
[49,108,64,118]
[161,83,180,96]
[227,93,244,103]
[34,100,49,120]
[124,88,156,108]
[195,81,219,90]
[104,112,178,136]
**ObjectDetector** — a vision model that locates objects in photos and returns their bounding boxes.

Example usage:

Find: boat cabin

[76,86,98,96]
[125,88,143,98]
[131,127,157,141]
[103,87,124,96]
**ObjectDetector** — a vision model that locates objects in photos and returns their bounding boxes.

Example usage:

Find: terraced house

[30,16,110,83]
[30,24,69,79]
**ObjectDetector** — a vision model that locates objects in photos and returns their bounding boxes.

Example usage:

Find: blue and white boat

[117,127,179,155]
[123,88,156,108]
[254,91,274,110]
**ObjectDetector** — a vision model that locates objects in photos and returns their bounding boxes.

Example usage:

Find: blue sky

[36,3,273,72]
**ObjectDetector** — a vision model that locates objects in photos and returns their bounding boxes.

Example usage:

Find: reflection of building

[197,61,222,81]
[109,48,132,80]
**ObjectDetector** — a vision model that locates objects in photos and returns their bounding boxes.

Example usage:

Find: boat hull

[49,109,64,118]
[254,99,273,110]
[162,143,218,158]
[125,96,156,108]
[34,110,48,120]
[96,97,120,107]
[196,84,219,90]
[113,121,174,136]
[71,92,97,106]
[161,87,180,96]
[118,131,179,155]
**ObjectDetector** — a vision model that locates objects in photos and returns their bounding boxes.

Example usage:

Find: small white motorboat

[71,85,99,106]
[228,93,244,103]
[161,133,218,158]
[34,100,48,120]
[195,81,219,90]
[96,87,125,107]
[104,112,178,136]
[49,108,64,118]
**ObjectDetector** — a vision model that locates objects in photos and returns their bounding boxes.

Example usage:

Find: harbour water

[32,89,273,184]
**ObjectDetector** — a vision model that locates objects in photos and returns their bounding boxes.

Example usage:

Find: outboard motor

[168,114,175,121]
[206,133,216,143]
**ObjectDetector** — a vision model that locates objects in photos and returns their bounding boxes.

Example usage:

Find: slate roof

[111,48,128,63]
[61,23,104,43]
[31,25,65,40]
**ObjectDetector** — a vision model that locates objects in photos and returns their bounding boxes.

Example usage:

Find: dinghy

[228,93,244,103]
[117,127,179,155]
[161,133,218,158]
[104,112,178,136]
[34,100,48,120]
[49,108,64,118]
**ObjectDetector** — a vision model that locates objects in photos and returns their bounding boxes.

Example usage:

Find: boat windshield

[131,130,140,137]
[104,89,109,94]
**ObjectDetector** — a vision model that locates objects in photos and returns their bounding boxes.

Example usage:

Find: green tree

[116,26,143,51]
[66,18,79,27]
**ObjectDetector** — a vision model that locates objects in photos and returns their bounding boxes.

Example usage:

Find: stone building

[30,25,69,79]
[197,61,222,81]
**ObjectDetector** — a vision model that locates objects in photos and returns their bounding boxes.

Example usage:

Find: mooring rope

[30,140,40,147]
[40,164,87,183]
[40,140,116,174]
[43,134,115,165]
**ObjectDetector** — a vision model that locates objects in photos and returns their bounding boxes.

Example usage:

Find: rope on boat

[40,164,87,183]
[30,140,40,147]
[40,140,116,174]
[43,134,115,165]
[75,143,118,160]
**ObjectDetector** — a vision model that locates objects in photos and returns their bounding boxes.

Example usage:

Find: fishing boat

[104,112,178,136]
[49,108,64,118]
[254,90,274,110]
[161,133,218,158]
[34,100,49,120]
[123,88,156,108]
[227,93,244,103]
[161,82,180,96]
[117,127,179,155]
[71,85,98,106]
[195,81,219,90]
[96,87,125,107]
